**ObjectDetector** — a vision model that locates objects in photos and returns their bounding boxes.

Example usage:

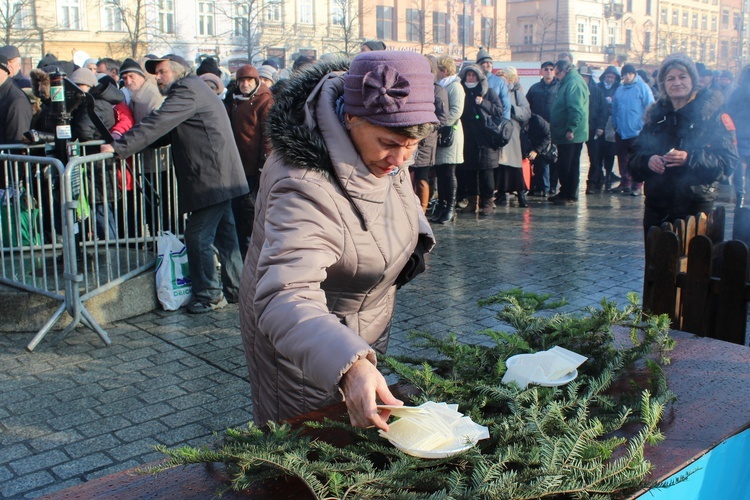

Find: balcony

[604,2,624,19]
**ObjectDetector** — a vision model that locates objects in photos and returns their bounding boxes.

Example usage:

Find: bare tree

[326,0,364,57]
[97,0,154,58]
[627,22,657,67]
[216,0,291,63]
[535,13,557,61]
[0,0,48,47]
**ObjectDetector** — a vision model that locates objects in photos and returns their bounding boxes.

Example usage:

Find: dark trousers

[531,158,550,193]
[185,200,243,303]
[434,163,457,203]
[586,137,604,186]
[556,142,583,200]
[615,134,641,190]
[231,174,258,259]
[464,168,495,199]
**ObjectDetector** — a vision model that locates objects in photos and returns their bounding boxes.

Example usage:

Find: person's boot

[480,198,495,216]
[460,195,479,214]
[495,193,508,206]
[517,191,528,208]
[585,182,594,195]
[416,179,430,213]
[429,200,447,223]
[436,201,455,224]
[737,195,745,210]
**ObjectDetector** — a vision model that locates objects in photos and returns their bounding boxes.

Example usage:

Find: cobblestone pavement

[1,177,708,498]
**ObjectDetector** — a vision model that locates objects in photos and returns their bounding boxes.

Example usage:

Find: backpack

[480,110,513,149]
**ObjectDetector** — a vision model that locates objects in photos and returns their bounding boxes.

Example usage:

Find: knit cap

[119,58,146,78]
[621,64,637,76]
[476,47,492,64]
[196,57,221,77]
[200,73,224,95]
[658,54,699,92]
[343,50,438,127]
[71,67,98,87]
[257,65,278,83]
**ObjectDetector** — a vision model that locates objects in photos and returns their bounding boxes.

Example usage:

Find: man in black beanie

[196,57,221,77]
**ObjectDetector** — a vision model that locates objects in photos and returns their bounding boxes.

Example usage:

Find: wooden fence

[643,206,749,346]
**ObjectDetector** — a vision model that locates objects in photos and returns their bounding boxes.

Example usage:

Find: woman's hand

[648,154,666,174]
[340,358,402,432]
[528,151,538,161]
[475,96,483,105]
[663,149,688,167]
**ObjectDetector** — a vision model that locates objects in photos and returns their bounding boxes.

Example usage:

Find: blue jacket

[487,72,511,120]
[611,76,654,140]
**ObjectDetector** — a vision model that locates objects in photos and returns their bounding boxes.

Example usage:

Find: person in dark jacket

[412,55,448,213]
[727,65,750,208]
[102,54,249,314]
[630,54,739,235]
[598,65,621,190]
[225,64,274,257]
[579,65,609,193]
[526,61,559,197]
[0,53,32,145]
[458,64,503,216]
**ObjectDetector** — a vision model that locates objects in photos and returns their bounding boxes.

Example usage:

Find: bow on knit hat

[343,51,438,127]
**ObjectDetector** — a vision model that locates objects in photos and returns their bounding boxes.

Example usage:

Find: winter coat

[498,82,531,169]
[128,78,164,124]
[226,83,274,177]
[611,76,654,140]
[587,80,608,141]
[414,82,449,168]
[550,68,589,144]
[727,86,750,158]
[113,74,248,214]
[111,101,134,138]
[459,65,503,170]
[0,76,32,144]
[630,89,739,217]
[487,72,512,120]
[238,61,436,426]
[526,114,552,158]
[435,76,465,165]
[525,78,559,122]
[72,82,122,143]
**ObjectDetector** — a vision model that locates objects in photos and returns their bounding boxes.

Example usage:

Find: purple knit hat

[343,51,438,127]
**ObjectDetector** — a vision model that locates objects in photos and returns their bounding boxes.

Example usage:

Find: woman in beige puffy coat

[239,52,437,430]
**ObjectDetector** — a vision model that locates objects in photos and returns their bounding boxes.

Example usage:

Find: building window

[692,13,698,29]
[234,3,249,36]
[331,1,344,25]
[577,21,585,45]
[591,23,599,46]
[644,31,651,52]
[626,0,632,13]
[458,14,473,47]
[198,1,214,36]
[58,0,82,30]
[481,17,494,48]
[661,8,668,24]
[406,9,421,42]
[433,12,448,44]
[712,16,717,31]
[721,40,729,58]
[376,6,394,40]
[625,28,632,50]
[482,0,493,5]
[672,9,678,25]
[733,39,740,58]
[298,0,313,24]
[734,12,742,30]
[7,1,33,28]
[722,9,729,28]
[709,44,716,61]
[691,41,698,59]
[266,0,281,22]
[102,0,123,31]
[702,15,707,30]
[659,39,667,57]
[158,0,174,33]
[682,12,688,27]
[646,0,651,15]
[523,23,533,45]
[608,25,615,46]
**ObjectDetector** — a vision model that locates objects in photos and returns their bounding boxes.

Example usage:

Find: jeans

[532,158,550,193]
[185,200,243,303]
[556,142,583,200]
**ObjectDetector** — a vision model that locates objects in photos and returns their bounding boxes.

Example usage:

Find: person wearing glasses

[526,61,559,197]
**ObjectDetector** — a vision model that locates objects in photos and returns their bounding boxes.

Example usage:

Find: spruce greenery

[148,290,677,499]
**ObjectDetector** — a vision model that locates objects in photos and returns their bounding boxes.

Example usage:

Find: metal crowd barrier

[0,142,181,350]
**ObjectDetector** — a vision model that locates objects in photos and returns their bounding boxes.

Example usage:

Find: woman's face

[346,116,421,178]
[665,67,693,102]
[464,71,479,83]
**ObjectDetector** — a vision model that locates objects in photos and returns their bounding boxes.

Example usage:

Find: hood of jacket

[599,65,621,84]
[458,64,488,96]
[267,60,350,176]
[91,80,125,105]
[30,68,50,100]
[645,87,724,126]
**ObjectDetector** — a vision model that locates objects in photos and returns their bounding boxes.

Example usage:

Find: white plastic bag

[155,231,192,311]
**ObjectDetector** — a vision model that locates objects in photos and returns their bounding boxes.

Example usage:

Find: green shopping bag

[0,188,42,248]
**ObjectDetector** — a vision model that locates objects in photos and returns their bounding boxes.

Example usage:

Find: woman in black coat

[630,54,739,235]
[458,64,503,216]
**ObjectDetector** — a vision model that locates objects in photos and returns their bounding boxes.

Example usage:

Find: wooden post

[714,240,749,345]
[681,235,713,336]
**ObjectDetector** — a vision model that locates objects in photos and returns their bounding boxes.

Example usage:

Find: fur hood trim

[458,64,488,96]
[30,68,50,100]
[267,60,350,174]
[645,87,724,125]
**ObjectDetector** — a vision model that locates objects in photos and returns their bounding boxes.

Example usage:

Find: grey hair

[168,60,191,80]
[554,59,572,73]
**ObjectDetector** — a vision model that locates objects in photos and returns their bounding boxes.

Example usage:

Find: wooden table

[46,330,750,499]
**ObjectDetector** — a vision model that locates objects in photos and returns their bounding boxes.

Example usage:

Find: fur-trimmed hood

[267,60,350,175]
[645,87,724,126]
[458,64,488,96]
[30,68,50,100]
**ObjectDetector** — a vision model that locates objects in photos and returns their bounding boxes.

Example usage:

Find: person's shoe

[517,191,529,208]
[620,187,632,194]
[548,194,565,203]
[455,198,469,209]
[737,196,745,210]
[548,189,557,197]
[188,296,228,314]
[611,173,621,182]
[495,193,508,206]
[630,189,642,197]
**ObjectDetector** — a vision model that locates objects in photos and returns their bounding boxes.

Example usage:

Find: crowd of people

[0,42,745,429]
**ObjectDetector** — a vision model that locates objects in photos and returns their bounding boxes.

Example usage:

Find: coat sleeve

[686,111,740,183]
[611,90,619,131]
[592,88,609,131]
[5,95,32,143]
[497,78,512,120]
[435,85,450,127]
[444,82,465,127]
[113,83,197,158]
[110,102,135,138]
[480,88,503,119]
[629,124,658,183]
[564,81,588,134]
[253,177,375,395]
[512,86,531,125]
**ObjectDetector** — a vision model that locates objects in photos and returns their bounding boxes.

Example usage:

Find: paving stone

[64,434,122,459]
[9,449,70,475]
[23,477,84,498]
[0,443,33,464]
[27,429,85,452]
[107,438,161,462]
[157,423,212,446]
[51,452,113,480]
[0,470,55,498]
[77,415,133,438]
[114,420,169,443]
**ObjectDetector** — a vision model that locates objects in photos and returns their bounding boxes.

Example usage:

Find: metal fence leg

[26,302,68,351]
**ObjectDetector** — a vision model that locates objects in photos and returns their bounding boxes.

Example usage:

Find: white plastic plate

[506,353,578,387]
